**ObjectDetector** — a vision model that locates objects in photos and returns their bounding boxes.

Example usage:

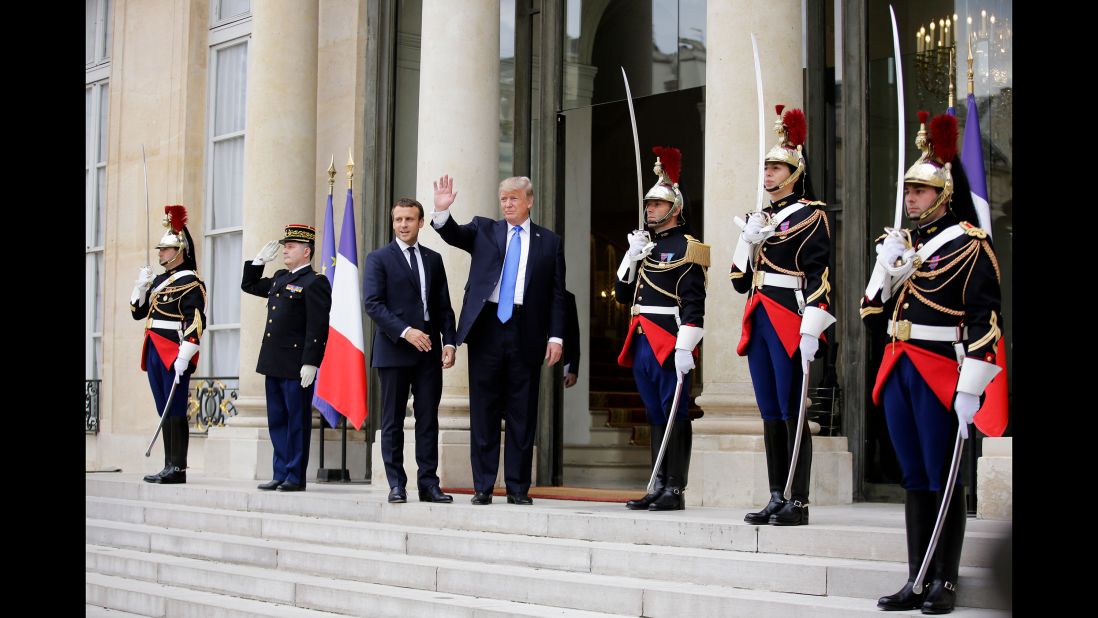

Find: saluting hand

[433,175,457,211]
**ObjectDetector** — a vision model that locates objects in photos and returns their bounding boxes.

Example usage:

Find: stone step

[84,605,148,618]
[86,496,1007,610]
[87,546,619,617]
[563,444,649,466]
[562,462,651,485]
[86,544,1007,618]
[86,572,348,618]
[581,426,634,447]
[85,476,1009,569]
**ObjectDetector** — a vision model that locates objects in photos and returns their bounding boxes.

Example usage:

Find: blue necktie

[497,226,522,323]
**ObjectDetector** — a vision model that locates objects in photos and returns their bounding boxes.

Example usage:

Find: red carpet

[441,486,641,503]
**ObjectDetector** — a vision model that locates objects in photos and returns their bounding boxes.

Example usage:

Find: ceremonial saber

[751,33,766,213]
[889,6,906,229]
[783,365,811,500]
[621,67,644,230]
[646,372,685,494]
[141,144,151,267]
[913,428,966,593]
[145,380,181,457]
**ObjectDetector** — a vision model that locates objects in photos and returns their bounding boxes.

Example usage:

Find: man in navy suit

[430,174,566,505]
[364,198,458,504]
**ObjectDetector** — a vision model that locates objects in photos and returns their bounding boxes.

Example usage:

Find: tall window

[203,4,251,376]
[86,0,112,379]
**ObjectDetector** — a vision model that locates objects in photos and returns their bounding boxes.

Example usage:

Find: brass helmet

[644,146,684,226]
[764,105,807,193]
[904,111,958,221]
[156,205,196,268]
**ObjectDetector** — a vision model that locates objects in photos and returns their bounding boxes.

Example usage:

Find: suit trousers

[378,330,443,491]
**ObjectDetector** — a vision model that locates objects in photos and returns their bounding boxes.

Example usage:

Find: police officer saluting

[615,147,709,512]
[131,205,206,484]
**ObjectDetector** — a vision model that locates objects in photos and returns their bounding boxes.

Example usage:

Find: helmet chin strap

[647,203,682,228]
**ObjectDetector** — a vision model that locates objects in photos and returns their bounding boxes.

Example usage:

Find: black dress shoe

[277,482,305,492]
[506,493,533,505]
[418,486,453,503]
[257,480,283,491]
[769,498,809,525]
[625,490,662,510]
[744,491,786,524]
[648,487,685,511]
[921,579,957,614]
[144,466,170,484]
[388,487,408,503]
[877,581,925,611]
[471,491,493,505]
[157,468,187,485]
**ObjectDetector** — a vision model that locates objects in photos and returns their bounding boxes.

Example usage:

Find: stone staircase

[86,474,1010,617]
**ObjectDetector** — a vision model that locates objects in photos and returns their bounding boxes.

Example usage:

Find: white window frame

[200,15,251,377]
[86,78,108,380]
[86,0,112,69]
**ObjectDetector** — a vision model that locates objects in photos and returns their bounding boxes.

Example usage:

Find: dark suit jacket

[564,290,580,374]
[364,241,457,368]
[241,262,332,379]
[435,214,566,366]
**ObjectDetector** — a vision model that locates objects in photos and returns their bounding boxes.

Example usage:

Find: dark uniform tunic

[615,224,708,424]
[242,262,332,487]
[861,212,1001,491]
[730,196,832,421]
[131,267,206,418]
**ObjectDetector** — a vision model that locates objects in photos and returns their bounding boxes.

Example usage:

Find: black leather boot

[769,416,812,525]
[649,421,691,511]
[627,424,666,510]
[158,416,189,484]
[922,488,967,614]
[745,420,787,524]
[878,490,937,610]
[144,416,172,483]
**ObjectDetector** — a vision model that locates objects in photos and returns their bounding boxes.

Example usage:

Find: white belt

[147,319,182,331]
[631,305,680,318]
[887,320,968,342]
[752,271,804,290]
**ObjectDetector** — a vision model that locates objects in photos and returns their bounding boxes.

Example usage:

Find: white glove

[674,349,695,375]
[954,392,980,440]
[798,334,819,373]
[742,212,775,244]
[300,364,318,388]
[252,240,281,265]
[173,341,200,383]
[130,266,155,305]
[626,230,656,261]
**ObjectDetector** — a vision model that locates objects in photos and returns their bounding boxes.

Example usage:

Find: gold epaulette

[683,235,711,268]
[959,221,989,239]
[799,199,826,206]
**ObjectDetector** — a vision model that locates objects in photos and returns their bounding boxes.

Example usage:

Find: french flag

[960,93,1008,437]
[314,189,369,430]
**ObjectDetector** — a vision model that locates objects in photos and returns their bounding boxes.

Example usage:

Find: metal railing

[86,380,101,434]
[187,377,240,433]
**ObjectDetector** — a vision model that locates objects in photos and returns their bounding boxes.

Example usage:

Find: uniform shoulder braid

[682,234,711,268]
[798,198,826,208]
[958,220,989,239]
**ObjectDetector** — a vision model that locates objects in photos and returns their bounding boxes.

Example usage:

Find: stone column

[371,0,501,489]
[206,0,320,480]
[692,0,851,507]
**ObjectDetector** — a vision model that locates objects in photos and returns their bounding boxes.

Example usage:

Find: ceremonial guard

[130,205,206,484]
[863,111,1001,614]
[615,147,709,512]
[730,106,834,526]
